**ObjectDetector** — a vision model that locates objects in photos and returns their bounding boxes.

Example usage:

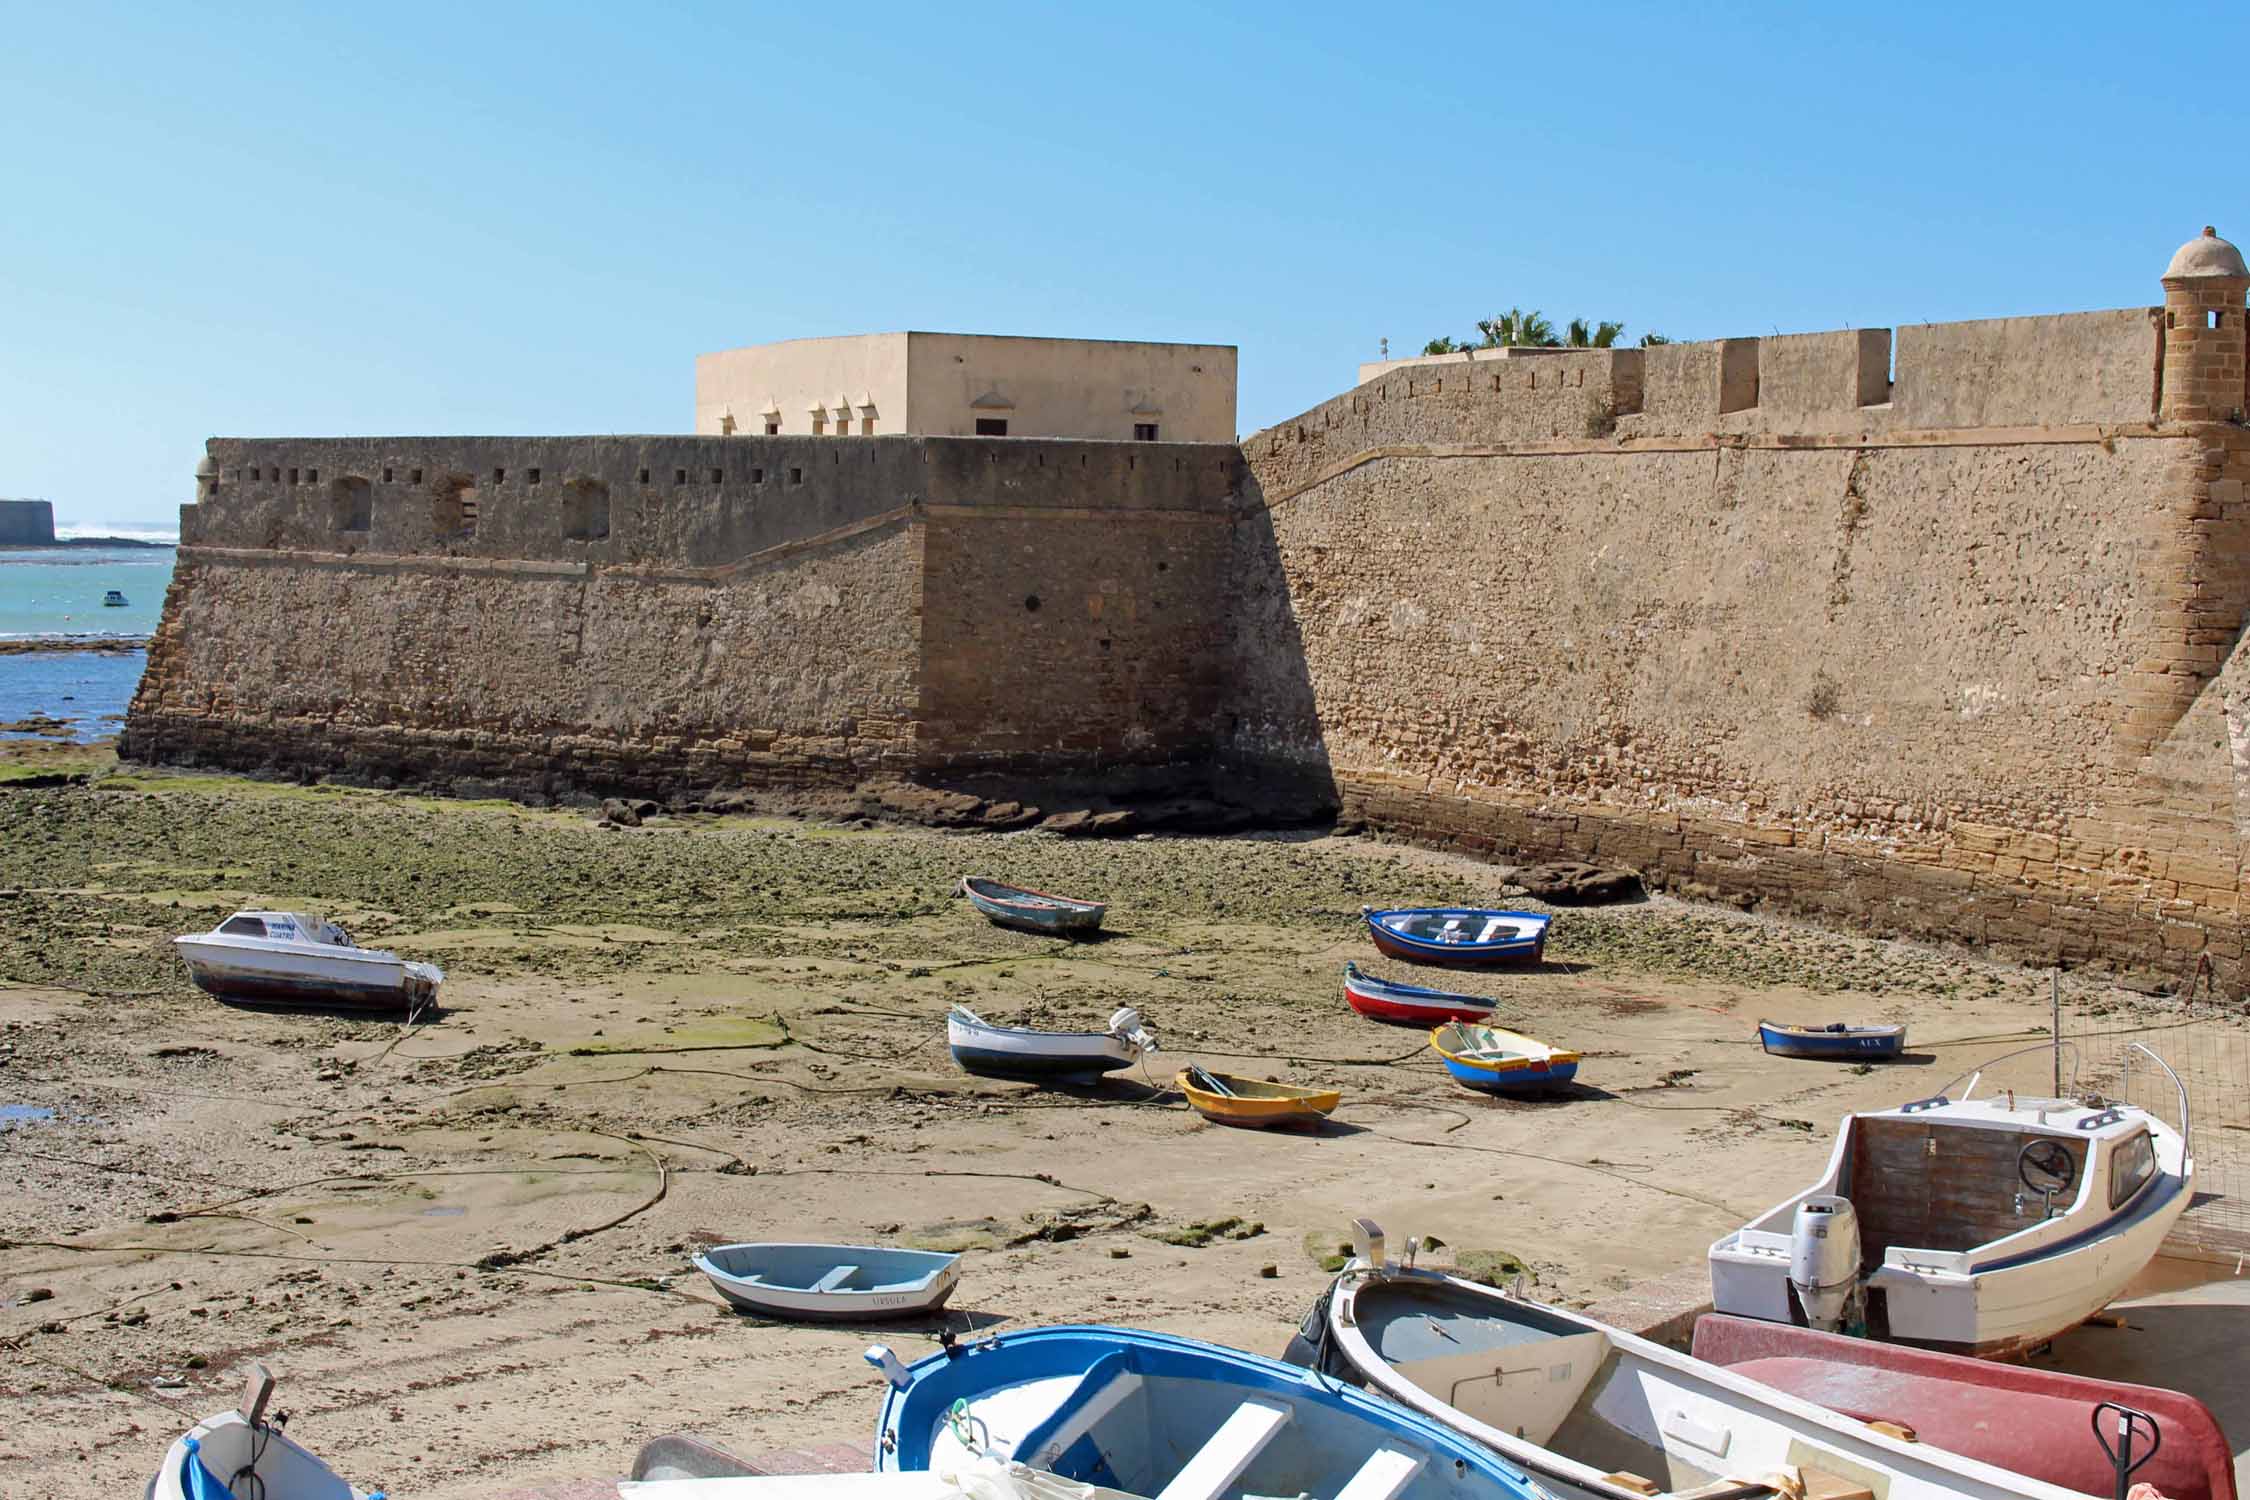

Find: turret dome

[2164,227,2248,281]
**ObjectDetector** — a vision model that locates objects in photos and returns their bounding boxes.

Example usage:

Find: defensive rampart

[1229,299,2250,986]
[127,435,1242,799]
[129,233,2250,986]
[0,499,55,545]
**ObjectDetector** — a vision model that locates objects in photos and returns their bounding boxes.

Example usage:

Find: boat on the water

[694,1242,962,1321]
[1342,962,1496,1025]
[1362,907,1549,967]
[103,589,129,607]
[148,1364,362,1500]
[961,876,1106,936]
[868,1322,1547,1500]
[1708,1042,2193,1358]
[1289,1220,2107,1500]
[947,1006,1154,1082]
[1691,1312,2238,1500]
[1757,1020,1907,1060]
[1428,1021,1579,1094]
[1178,1064,1340,1130]
[173,911,444,1013]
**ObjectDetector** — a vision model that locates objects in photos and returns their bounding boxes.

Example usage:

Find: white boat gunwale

[1317,1233,2099,1500]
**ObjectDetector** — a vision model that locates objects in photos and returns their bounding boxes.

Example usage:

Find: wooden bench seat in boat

[1334,1448,1427,1500]
[1153,1400,1292,1500]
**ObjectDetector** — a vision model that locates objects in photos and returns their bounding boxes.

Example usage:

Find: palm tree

[1564,318,1626,348]
[1421,335,1463,355]
[1475,309,1558,349]
[1639,331,1673,347]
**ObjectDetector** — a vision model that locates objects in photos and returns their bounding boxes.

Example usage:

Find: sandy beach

[0,768,2202,1497]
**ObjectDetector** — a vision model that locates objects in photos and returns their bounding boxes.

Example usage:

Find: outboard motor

[1789,1195,1861,1331]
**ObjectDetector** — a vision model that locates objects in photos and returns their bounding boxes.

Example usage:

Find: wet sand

[0,770,2204,1496]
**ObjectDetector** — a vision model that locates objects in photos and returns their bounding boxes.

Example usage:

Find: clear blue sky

[4,1,2244,530]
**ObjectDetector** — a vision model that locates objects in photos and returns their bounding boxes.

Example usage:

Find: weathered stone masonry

[129,231,2250,985]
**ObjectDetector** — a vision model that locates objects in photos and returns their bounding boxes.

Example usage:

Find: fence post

[2051,970,2062,1097]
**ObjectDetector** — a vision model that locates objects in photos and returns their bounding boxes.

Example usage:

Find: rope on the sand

[555,1131,668,1248]
[0,1236,696,1295]
[1349,1127,1751,1218]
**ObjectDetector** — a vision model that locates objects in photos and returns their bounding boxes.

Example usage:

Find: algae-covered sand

[0,774,2188,1496]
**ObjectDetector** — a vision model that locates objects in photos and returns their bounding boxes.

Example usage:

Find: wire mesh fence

[2039,975,2250,1258]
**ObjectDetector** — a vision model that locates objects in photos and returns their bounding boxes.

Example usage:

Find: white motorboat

[946,1006,1154,1081]
[173,911,443,1013]
[1709,1042,2192,1358]
[146,1364,363,1500]
[1292,1220,2104,1500]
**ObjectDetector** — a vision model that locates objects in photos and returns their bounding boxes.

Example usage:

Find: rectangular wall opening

[975,417,1009,436]
[563,479,610,541]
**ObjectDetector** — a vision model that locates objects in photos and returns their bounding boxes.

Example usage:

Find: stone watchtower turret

[2161,226,2249,422]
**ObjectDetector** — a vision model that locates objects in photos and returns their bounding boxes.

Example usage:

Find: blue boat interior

[701,1243,953,1293]
[1369,911,1546,950]
[1349,965,1486,1004]
[885,1329,1530,1500]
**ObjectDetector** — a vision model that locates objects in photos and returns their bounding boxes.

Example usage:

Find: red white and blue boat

[1362,906,1550,967]
[1342,962,1496,1025]
[1430,1021,1580,1094]
[961,875,1106,936]
[1757,1020,1907,1060]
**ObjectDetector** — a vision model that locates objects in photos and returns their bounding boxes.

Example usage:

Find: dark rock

[1510,860,1643,905]
[1040,809,1096,835]
[599,797,642,828]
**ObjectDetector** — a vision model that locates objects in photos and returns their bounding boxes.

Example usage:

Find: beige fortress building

[693,332,1237,443]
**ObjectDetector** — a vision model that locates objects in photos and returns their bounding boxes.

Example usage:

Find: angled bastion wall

[1230,300,2250,986]
[125,435,1241,797]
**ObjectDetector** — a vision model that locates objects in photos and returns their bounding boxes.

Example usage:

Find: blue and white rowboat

[1757,1021,1907,1060]
[868,1324,1545,1500]
[695,1242,963,1321]
[1362,907,1550,968]
[961,876,1106,936]
[947,1006,1154,1082]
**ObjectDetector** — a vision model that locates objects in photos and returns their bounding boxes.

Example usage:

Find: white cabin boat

[173,911,444,1013]
[1294,1221,2107,1500]
[1709,1042,2192,1358]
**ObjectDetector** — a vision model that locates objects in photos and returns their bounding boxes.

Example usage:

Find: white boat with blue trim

[173,911,443,1013]
[867,1323,1547,1500]
[694,1242,963,1321]
[147,1364,364,1500]
[1709,1042,2193,1358]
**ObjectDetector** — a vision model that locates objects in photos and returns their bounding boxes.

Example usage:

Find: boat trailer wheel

[2018,1138,2077,1196]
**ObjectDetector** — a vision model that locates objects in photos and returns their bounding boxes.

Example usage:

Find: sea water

[0,544,176,740]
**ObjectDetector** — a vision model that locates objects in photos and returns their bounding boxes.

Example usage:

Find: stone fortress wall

[0,498,56,545]
[128,230,2250,985]
[1228,234,2250,986]
[125,435,1243,798]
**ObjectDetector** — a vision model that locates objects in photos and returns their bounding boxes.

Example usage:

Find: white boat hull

[174,936,441,1012]
[1312,1265,2095,1500]
[147,1411,359,1500]
[946,1009,1145,1080]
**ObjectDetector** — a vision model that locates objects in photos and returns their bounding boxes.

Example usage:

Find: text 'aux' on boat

[173,911,443,1014]
[866,1321,1548,1500]
[1428,1021,1579,1094]
[960,876,1107,936]
[1342,962,1497,1025]
[1288,1218,2115,1500]
[693,1241,964,1321]
[1177,1063,1341,1130]
[1757,1020,1908,1061]
[947,1005,1155,1082]
[1362,907,1550,967]
[1708,1041,2193,1358]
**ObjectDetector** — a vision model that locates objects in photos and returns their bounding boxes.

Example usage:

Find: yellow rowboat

[1177,1064,1341,1130]
[1429,1021,1580,1094]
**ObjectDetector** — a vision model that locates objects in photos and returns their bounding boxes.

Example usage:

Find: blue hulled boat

[962,876,1107,936]
[1756,1020,1907,1060]
[869,1324,1544,1500]
[1362,906,1550,968]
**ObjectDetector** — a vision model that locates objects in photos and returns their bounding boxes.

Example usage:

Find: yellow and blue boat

[1429,1021,1580,1094]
